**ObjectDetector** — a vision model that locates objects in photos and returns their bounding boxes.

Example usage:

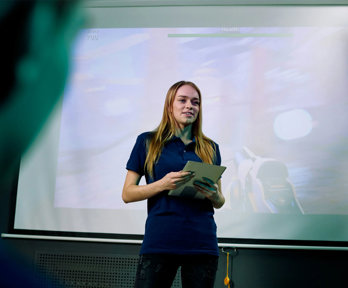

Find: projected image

[233,147,304,214]
[54,27,348,215]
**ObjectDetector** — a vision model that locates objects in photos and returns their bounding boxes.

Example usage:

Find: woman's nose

[186,101,193,109]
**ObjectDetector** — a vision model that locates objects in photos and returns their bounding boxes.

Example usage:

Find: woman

[122,80,225,288]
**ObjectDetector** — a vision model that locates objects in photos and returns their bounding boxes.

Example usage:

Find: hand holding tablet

[168,161,226,199]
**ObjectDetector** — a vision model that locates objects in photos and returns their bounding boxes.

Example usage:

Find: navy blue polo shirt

[126,132,221,256]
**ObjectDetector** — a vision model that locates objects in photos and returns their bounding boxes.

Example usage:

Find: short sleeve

[126,132,149,176]
[214,142,221,166]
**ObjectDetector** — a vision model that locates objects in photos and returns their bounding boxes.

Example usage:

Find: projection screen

[10,4,348,248]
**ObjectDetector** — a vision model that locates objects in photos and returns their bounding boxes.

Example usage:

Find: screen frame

[5,3,348,250]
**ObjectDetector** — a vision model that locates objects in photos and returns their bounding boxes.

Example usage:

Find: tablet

[168,161,226,199]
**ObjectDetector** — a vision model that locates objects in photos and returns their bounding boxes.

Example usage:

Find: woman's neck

[175,125,193,145]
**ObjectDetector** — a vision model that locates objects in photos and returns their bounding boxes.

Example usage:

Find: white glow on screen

[273,109,313,140]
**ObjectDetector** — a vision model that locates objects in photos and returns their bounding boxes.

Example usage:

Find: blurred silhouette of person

[0,0,84,286]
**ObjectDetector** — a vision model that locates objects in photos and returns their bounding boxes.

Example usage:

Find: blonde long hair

[144,81,216,178]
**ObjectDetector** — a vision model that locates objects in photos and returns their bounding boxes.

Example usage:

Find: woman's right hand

[122,170,194,203]
[159,171,194,191]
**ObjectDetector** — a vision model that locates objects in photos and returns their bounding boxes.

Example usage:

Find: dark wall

[0,237,347,288]
[230,247,348,288]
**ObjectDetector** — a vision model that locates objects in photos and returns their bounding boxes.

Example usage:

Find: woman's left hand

[194,177,224,208]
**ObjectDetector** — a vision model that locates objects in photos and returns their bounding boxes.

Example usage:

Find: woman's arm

[122,170,194,203]
[194,178,225,209]
[211,179,225,209]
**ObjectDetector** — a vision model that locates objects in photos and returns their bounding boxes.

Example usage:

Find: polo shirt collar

[169,135,196,146]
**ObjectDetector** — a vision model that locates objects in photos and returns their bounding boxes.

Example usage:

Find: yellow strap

[224,252,230,287]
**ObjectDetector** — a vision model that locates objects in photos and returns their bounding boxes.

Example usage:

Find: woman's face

[171,84,200,129]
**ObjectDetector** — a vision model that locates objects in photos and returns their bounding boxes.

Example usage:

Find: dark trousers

[134,254,219,288]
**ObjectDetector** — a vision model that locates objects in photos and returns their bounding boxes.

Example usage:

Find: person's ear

[15,2,56,88]
[16,54,39,87]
